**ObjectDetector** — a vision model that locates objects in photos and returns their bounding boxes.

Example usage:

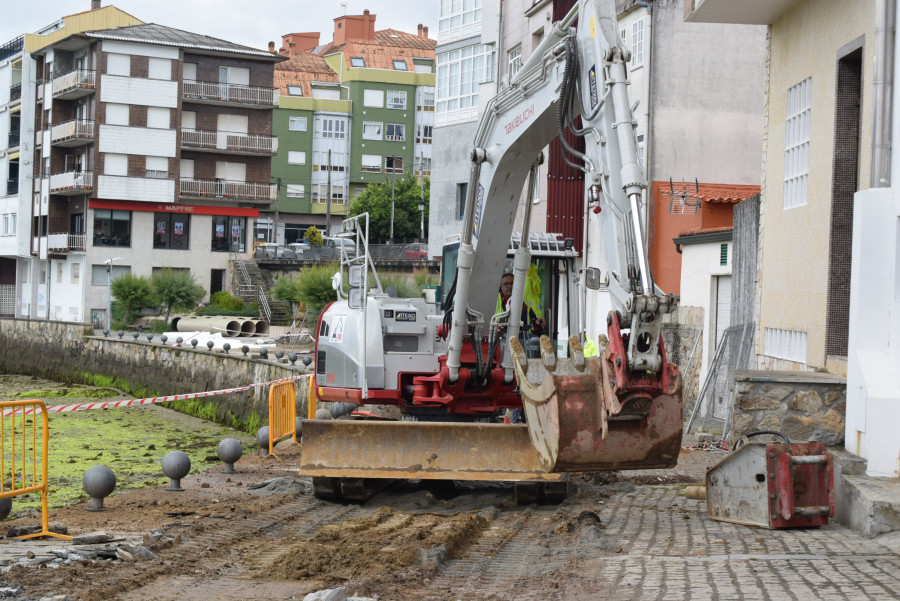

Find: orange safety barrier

[0,400,71,540]
[307,374,317,420]
[267,379,300,459]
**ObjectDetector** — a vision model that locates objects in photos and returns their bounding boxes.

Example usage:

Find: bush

[379,271,419,299]
[296,263,340,310]
[305,226,323,246]
[151,269,206,324]
[210,291,244,312]
[110,274,155,322]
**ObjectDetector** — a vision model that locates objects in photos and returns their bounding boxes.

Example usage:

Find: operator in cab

[497,272,545,339]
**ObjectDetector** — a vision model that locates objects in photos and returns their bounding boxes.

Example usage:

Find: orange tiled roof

[274,52,339,96]
[318,28,435,70]
[676,226,734,238]
[665,182,760,205]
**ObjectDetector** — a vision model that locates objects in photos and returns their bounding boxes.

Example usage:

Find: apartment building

[0,35,26,317]
[270,12,435,242]
[26,17,283,325]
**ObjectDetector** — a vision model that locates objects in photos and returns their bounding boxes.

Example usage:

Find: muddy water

[0,374,255,517]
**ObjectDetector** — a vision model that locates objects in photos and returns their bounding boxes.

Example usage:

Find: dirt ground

[0,433,723,601]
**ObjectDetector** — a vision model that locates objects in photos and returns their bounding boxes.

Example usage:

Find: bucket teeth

[540,336,556,371]
[509,338,528,374]
[568,335,586,371]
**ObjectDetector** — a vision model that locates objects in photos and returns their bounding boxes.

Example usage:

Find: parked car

[291,237,357,260]
[403,243,428,260]
[255,243,297,259]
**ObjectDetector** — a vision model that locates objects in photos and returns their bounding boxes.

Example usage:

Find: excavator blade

[300,419,565,482]
[511,336,683,472]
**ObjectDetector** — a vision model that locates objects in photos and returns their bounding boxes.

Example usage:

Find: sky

[0,0,440,51]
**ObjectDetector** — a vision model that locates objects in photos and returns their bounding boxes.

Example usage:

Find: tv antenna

[340,1,349,15]
[667,177,701,215]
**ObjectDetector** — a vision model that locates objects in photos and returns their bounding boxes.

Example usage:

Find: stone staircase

[231,257,291,325]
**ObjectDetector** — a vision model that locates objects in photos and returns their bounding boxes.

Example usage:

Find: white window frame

[784,77,811,210]
[351,57,366,68]
[288,116,307,131]
[286,184,305,198]
[145,156,168,178]
[287,85,303,96]
[287,151,306,165]
[508,44,522,79]
[416,88,435,110]
[385,123,405,142]
[393,59,408,71]
[631,19,644,67]
[316,117,346,140]
[387,90,407,110]
[416,124,433,144]
[436,44,493,116]
[439,0,482,36]
[362,121,383,141]
[363,89,384,108]
[361,154,381,173]
[385,155,404,174]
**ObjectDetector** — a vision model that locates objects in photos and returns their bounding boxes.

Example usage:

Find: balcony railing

[48,233,85,253]
[179,178,276,203]
[8,130,19,148]
[52,69,96,99]
[0,36,23,63]
[5,178,17,196]
[9,82,21,102]
[49,171,93,195]
[50,119,95,146]
[180,129,278,154]
[182,80,278,107]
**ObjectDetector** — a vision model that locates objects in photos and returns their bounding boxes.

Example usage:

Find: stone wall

[0,319,313,433]
[662,306,705,419]
[731,370,846,445]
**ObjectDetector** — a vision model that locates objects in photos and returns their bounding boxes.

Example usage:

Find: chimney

[417,23,423,37]
[423,25,429,38]
[333,10,377,45]
[281,33,320,56]
[268,41,275,54]
[91,0,101,9]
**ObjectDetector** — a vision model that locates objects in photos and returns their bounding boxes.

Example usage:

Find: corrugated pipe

[871,0,895,187]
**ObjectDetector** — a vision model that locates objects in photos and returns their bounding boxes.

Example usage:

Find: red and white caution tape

[1,375,307,417]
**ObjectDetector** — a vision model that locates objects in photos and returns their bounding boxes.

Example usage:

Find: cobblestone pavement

[414,484,900,601]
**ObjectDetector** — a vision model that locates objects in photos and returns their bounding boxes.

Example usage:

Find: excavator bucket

[510,335,683,472]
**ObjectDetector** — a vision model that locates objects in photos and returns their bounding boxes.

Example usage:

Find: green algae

[0,376,255,517]
[11,388,121,399]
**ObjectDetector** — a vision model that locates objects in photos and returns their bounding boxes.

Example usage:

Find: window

[91,263,130,286]
[764,328,808,363]
[93,209,131,246]
[416,156,432,176]
[313,151,346,171]
[182,111,196,130]
[211,215,246,252]
[417,88,435,110]
[393,59,408,71]
[2,215,8,236]
[71,263,80,285]
[106,103,129,126]
[9,213,15,235]
[287,85,303,96]
[363,121,383,140]
[363,89,384,107]
[288,116,307,131]
[57,263,63,285]
[508,45,522,78]
[361,154,381,173]
[631,20,644,67]
[106,53,130,76]
[386,155,404,174]
[312,184,345,205]
[147,107,169,129]
[416,124,433,144]
[439,0,482,34]
[457,182,468,219]
[286,184,305,198]
[414,60,434,74]
[148,57,171,80]
[288,151,306,165]
[104,154,127,176]
[385,123,405,141]
[784,78,811,209]
[153,213,190,250]
[183,62,197,81]
[146,156,168,179]
[351,57,366,68]
[720,243,729,266]
[316,117,346,139]
[437,45,493,114]
[387,90,407,110]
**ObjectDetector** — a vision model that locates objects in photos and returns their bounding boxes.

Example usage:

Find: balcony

[5,178,17,196]
[179,178,276,204]
[9,82,21,102]
[48,232,85,253]
[50,119,95,147]
[182,80,278,108]
[7,130,19,148]
[180,129,278,155]
[52,69,96,100]
[684,0,799,24]
[49,171,93,196]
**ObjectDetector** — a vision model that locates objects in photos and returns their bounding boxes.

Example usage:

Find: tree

[151,269,206,324]
[305,226,323,246]
[110,274,155,324]
[349,174,430,244]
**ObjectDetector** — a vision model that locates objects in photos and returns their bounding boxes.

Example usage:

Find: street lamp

[418,196,425,242]
[105,257,121,331]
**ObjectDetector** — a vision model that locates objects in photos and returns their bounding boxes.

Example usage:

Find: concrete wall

[732,195,759,330]
[0,318,312,432]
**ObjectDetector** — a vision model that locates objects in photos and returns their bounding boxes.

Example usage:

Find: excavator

[301,0,682,503]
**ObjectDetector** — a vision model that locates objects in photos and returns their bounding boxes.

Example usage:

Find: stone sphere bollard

[162,451,191,492]
[207,340,215,351]
[295,417,303,438]
[302,356,312,366]
[223,342,231,354]
[275,350,285,360]
[132,331,139,340]
[160,334,168,344]
[83,465,116,511]
[117,330,124,339]
[288,353,297,365]
[103,329,109,337]
[259,347,269,359]
[217,438,243,474]
[190,339,198,348]
[241,345,250,356]
[0,497,11,521]
[176,336,183,345]
[146,333,154,342]
[256,426,269,451]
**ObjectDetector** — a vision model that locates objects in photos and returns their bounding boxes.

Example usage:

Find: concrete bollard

[217,438,243,474]
[83,465,116,511]
[162,451,191,491]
